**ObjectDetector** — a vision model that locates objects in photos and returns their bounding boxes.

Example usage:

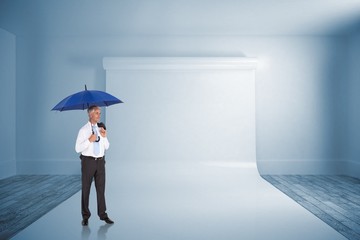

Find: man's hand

[99,128,107,138]
[89,134,97,142]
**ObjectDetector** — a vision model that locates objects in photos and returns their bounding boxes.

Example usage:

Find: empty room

[1,0,360,239]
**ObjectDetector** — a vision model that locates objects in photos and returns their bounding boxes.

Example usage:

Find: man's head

[88,105,101,123]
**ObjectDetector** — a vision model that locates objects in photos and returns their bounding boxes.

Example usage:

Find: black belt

[81,155,104,160]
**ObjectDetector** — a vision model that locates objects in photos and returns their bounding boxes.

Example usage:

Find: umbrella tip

[85,84,87,91]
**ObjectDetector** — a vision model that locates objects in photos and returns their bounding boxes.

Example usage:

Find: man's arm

[75,128,91,153]
[99,128,110,150]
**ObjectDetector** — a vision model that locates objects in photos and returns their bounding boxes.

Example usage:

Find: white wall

[13,34,345,174]
[0,28,16,178]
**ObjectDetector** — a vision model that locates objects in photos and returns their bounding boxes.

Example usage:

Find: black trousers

[80,155,108,220]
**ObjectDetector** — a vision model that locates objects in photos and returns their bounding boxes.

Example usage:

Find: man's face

[89,108,101,123]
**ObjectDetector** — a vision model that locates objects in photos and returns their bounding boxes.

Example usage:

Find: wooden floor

[262,175,360,240]
[0,175,81,239]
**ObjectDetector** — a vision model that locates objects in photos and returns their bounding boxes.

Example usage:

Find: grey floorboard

[262,175,360,240]
[0,175,81,240]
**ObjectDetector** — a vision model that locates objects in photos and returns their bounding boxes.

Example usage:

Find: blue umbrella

[51,85,123,111]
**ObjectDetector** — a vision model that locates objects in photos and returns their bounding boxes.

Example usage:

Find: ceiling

[1,0,360,36]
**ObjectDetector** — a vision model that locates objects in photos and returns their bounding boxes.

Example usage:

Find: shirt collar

[88,121,97,128]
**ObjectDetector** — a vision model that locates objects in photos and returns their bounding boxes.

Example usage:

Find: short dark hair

[87,105,99,114]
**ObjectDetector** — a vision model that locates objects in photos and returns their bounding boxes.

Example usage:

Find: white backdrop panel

[104,58,256,165]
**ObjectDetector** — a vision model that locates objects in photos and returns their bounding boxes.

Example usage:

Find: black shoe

[82,219,88,226]
[102,217,114,224]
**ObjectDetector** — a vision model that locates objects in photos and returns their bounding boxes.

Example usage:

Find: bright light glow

[201,161,257,168]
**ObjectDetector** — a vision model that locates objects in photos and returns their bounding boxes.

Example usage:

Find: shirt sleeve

[102,137,110,150]
[75,127,91,153]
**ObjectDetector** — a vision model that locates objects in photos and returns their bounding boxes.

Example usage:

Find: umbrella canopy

[51,85,123,111]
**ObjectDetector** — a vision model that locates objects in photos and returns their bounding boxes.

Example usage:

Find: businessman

[75,105,114,226]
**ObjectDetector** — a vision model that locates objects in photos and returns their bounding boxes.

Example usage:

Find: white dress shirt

[75,122,110,158]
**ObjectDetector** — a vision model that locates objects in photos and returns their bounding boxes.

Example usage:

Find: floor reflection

[97,223,113,239]
[81,226,90,240]
[81,223,113,240]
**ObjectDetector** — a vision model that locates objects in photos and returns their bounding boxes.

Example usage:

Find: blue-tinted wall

[344,27,360,177]
[0,1,359,177]
[0,28,16,178]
